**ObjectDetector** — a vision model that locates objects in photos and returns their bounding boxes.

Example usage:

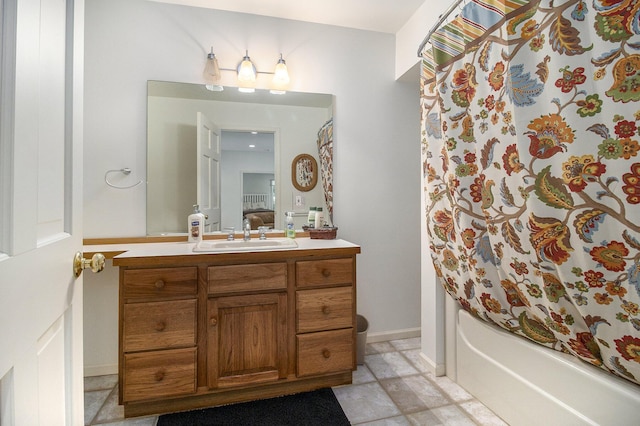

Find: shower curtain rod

[416,0,465,57]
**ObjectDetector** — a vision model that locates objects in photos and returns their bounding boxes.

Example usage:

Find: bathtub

[452,308,640,426]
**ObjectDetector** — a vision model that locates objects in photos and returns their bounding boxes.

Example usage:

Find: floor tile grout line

[84,389,110,426]
[90,383,121,425]
[361,352,418,423]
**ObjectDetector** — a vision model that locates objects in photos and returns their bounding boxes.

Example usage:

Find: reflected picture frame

[291,153,318,192]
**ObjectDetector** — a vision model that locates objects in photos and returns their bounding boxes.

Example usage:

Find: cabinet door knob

[154,370,165,381]
[210,317,218,326]
[322,349,331,359]
[155,321,166,331]
[155,279,165,289]
[321,269,331,277]
[322,305,331,315]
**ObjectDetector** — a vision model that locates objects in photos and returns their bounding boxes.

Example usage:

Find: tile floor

[85,337,508,425]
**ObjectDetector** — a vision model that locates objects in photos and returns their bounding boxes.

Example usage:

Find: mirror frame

[291,154,318,192]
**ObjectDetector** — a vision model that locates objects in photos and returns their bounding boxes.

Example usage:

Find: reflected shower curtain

[421,0,640,385]
[317,118,334,224]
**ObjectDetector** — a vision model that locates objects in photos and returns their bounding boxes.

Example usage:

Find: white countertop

[84,237,359,260]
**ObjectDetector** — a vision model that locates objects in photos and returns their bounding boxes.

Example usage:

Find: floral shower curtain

[421,0,640,385]
[317,118,334,224]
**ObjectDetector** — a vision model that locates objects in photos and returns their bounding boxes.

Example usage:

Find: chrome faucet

[243,218,251,241]
[224,227,235,241]
[258,226,269,240]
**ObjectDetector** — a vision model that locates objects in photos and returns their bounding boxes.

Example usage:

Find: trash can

[356,314,369,365]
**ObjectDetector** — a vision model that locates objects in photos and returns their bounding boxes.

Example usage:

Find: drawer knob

[322,305,331,315]
[155,279,165,289]
[321,269,331,278]
[322,349,331,359]
[155,321,166,332]
[210,317,218,326]
[154,370,165,381]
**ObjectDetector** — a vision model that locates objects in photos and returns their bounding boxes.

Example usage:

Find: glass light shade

[203,52,221,83]
[203,50,223,92]
[237,52,257,83]
[272,56,290,86]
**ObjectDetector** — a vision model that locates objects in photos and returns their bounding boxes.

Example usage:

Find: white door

[196,112,221,232]
[0,0,85,424]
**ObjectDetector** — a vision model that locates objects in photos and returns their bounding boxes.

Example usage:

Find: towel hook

[104,167,142,189]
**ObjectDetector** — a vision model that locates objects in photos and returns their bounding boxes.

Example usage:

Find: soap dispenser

[285,211,296,239]
[188,204,205,243]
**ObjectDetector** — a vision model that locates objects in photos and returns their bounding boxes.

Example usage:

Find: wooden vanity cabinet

[115,244,359,417]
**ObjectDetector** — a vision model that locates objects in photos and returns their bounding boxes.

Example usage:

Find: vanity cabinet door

[207,293,287,389]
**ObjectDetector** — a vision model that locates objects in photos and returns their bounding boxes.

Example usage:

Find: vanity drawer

[122,347,197,402]
[297,286,353,333]
[297,329,354,377]
[296,258,353,288]
[123,299,196,352]
[208,263,287,295]
[123,267,197,301]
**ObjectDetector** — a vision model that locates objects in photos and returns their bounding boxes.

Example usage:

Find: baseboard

[419,351,446,376]
[84,364,118,377]
[366,327,420,343]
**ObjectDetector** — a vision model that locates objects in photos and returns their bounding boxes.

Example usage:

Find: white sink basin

[193,238,298,252]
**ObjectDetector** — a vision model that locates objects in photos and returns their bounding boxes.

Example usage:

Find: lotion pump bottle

[314,207,324,229]
[188,204,205,243]
[307,207,316,228]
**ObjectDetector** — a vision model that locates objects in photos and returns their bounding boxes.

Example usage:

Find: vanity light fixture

[203,47,223,92]
[203,48,291,94]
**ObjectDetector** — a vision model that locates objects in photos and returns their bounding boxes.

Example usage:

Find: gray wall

[83,0,420,373]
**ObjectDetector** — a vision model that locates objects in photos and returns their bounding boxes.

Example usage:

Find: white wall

[83,0,421,373]
[395,0,433,79]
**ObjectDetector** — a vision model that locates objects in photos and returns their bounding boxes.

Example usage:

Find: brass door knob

[73,252,106,277]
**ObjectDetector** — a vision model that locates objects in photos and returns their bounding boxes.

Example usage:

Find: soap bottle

[285,211,296,239]
[314,207,324,229]
[188,204,205,243]
[307,207,316,228]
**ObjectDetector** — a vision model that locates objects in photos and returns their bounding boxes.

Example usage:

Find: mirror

[291,154,318,192]
[146,81,334,235]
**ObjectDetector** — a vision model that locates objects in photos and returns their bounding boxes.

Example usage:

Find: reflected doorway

[220,131,275,230]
